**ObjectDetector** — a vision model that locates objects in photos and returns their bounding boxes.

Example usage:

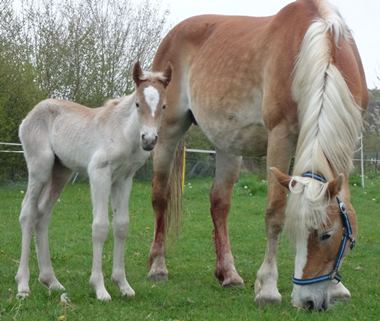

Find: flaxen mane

[286,1,362,236]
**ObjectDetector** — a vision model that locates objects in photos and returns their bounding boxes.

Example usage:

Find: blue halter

[292,172,356,286]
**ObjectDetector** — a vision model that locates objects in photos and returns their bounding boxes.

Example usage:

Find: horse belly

[191,90,268,156]
[201,120,268,156]
[50,118,96,172]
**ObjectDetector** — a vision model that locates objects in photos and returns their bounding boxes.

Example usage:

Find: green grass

[0,174,379,321]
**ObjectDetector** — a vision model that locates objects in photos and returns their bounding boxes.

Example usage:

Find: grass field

[0,174,379,321]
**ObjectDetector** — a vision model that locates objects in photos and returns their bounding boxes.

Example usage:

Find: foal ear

[133,61,144,87]
[161,63,172,88]
[270,167,292,190]
[326,174,344,198]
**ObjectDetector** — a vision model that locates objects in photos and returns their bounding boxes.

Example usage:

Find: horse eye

[162,105,166,110]
[136,102,140,108]
[320,233,332,241]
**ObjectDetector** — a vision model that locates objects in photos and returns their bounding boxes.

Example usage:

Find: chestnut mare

[15,62,172,300]
[148,0,367,311]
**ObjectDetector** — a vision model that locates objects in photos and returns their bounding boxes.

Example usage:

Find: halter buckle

[350,238,356,250]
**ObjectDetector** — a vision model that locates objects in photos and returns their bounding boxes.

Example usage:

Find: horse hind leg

[35,160,72,292]
[15,149,55,298]
[210,150,244,287]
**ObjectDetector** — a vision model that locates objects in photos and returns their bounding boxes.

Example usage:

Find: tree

[17,0,170,106]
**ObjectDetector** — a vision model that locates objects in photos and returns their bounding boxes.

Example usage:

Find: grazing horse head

[132,61,172,151]
[271,168,357,310]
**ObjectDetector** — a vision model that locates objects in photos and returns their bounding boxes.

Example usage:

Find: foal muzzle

[141,133,158,151]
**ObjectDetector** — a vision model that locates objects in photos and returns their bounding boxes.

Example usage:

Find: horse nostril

[305,300,314,310]
[142,134,146,140]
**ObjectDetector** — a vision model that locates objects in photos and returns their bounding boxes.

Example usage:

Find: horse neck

[104,93,141,139]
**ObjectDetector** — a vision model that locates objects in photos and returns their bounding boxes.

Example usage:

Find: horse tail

[165,139,185,239]
[292,0,364,177]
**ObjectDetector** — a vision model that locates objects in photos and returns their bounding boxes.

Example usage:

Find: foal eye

[162,105,166,110]
[135,102,140,108]
[320,232,332,241]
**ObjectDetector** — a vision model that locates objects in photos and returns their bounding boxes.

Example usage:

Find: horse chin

[291,284,330,311]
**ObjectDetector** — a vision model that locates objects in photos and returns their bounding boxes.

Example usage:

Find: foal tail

[292,0,365,176]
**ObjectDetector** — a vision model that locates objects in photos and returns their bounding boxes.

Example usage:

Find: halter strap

[292,172,355,286]
[302,171,327,183]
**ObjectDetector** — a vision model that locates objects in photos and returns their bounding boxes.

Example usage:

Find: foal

[15,61,172,300]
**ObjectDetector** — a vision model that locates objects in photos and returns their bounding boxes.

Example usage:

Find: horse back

[152,0,367,132]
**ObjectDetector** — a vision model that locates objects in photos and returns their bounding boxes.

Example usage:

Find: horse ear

[133,61,143,87]
[161,63,172,88]
[270,167,292,190]
[326,174,344,198]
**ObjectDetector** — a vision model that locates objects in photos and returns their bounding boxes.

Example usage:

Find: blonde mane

[287,1,362,234]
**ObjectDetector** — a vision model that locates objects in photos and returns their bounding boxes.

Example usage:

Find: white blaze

[143,86,160,117]
[294,231,309,279]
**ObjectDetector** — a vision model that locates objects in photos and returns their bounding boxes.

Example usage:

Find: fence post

[360,134,365,188]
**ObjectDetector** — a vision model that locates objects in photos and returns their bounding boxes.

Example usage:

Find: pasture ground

[0,174,379,321]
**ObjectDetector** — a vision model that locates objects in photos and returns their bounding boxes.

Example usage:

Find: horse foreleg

[211,150,243,287]
[35,162,71,292]
[88,164,111,301]
[149,170,170,281]
[110,176,135,298]
[149,117,191,280]
[255,123,292,305]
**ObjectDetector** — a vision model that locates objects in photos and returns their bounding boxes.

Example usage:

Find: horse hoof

[120,286,136,298]
[329,282,351,304]
[255,294,282,306]
[16,291,30,300]
[222,278,245,288]
[96,290,112,301]
[147,271,168,282]
[216,270,244,288]
[39,275,65,292]
[255,289,282,306]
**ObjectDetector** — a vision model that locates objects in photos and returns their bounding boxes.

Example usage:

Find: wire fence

[1,142,379,184]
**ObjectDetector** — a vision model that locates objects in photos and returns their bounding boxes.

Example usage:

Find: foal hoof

[16,291,30,300]
[96,289,112,301]
[147,271,168,282]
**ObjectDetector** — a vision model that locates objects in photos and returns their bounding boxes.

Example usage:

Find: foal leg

[211,149,243,287]
[16,151,55,298]
[111,176,135,297]
[88,163,112,301]
[35,161,72,291]
[255,122,292,305]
